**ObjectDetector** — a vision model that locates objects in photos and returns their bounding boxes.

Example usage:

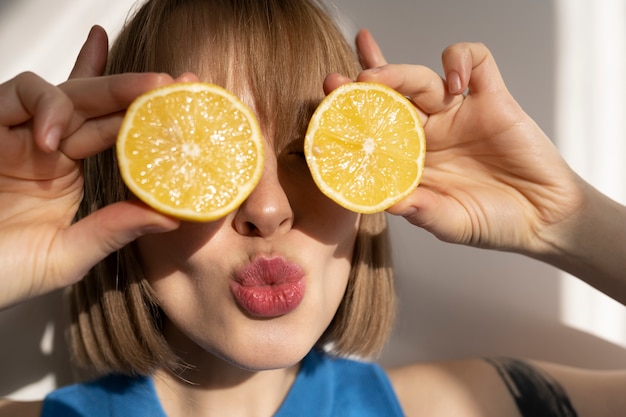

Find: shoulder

[317,351,403,409]
[277,350,404,416]
[387,358,522,417]
[0,399,42,417]
[388,357,626,417]
[41,373,164,417]
[41,374,123,417]
[305,350,391,385]
[318,352,398,397]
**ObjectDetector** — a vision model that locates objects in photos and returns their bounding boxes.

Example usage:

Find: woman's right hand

[0,34,182,310]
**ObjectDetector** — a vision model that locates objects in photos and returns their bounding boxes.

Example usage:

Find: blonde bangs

[109,0,361,151]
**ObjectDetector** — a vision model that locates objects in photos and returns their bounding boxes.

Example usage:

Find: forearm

[535,179,626,305]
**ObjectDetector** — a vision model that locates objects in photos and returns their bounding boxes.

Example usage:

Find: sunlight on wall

[0,0,138,83]
[7,322,57,401]
[555,0,626,348]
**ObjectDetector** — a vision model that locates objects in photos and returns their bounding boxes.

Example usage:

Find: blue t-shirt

[41,349,404,416]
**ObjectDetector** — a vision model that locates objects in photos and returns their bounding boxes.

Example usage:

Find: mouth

[230,256,306,318]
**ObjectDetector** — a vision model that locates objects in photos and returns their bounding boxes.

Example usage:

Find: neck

[153,355,299,417]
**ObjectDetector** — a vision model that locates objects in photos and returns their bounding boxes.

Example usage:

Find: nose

[233,150,293,238]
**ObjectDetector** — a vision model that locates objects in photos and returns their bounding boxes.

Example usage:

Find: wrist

[533,178,626,303]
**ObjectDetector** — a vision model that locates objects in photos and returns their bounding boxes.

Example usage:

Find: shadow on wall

[0,290,73,398]
[380,215,626,370]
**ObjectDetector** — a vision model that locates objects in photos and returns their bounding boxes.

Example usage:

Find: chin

[161,300,334,373]
[224,352,306,372]
[211,332,317,372]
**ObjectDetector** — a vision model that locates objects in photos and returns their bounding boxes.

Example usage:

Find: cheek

[322,207,360,265]
[135,220,225,281]
[281,165,360,251]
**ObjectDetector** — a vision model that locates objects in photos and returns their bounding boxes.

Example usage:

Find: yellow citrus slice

[117,82,264,221]
[304,82,425,213]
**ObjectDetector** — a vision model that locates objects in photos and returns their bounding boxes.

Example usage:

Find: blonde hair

[70,0,395,376]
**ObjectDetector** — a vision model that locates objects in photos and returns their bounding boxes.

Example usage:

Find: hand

[0,27,185,310]
[325,30,583,255]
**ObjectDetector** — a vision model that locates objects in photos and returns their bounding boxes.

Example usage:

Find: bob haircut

[70,0,396,376]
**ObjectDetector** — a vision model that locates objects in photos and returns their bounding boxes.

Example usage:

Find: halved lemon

[304,82,425,213]
[117,82,264,221]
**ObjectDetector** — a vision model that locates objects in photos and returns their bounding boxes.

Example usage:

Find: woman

[1,0,625,416]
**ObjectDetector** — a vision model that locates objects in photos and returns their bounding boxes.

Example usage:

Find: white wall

[1,0,625,401]
[332,0,626,369]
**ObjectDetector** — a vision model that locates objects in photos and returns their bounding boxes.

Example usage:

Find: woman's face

[136,114,360,371]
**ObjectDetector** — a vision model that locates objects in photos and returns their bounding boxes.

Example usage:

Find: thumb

[58,201,179,284]
[322,73,353,95]
[68,25,109,79]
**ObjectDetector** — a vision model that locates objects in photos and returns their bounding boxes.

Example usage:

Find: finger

[68,25,109,79]
[387,188,439,225]
[441,42,506,96]
[58,72,176,159]
[57,200,180,286]
[386,187,463,244]
[356,29,388,69]
[60,72,175,120]
[60,72,202,159]
[0,72,74,152]
[357,64,457,116]
[174,72,201,83]
[57,112,124,159]
[322,72,353,95]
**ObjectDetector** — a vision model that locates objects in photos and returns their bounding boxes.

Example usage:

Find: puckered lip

[230,256,306,318]
[233,256,305,286]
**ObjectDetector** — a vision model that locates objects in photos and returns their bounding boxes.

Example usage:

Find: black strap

[486,357,578,417]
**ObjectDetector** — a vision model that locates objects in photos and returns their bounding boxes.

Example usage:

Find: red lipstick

[231,257,305,318]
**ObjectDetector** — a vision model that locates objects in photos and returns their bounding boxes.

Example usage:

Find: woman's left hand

[325,30,583,256]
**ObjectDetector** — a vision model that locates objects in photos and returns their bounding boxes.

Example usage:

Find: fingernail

[43,126,62,152]
[400,206,418,217]
[143,217,180,234]
[446,71,463,95]
[358,67,382,82]
[386,203,417,217]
